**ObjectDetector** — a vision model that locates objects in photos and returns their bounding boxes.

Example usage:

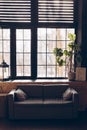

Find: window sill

[3,79,86,83]
[8,79,69,83]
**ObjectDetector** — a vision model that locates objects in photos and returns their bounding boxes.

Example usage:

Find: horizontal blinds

[38,0,74,24]
[0,0,75,25]
[0,0,31,23]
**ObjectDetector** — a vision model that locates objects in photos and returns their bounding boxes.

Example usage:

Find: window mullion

[10,28,16,79]
[31,0,38,79]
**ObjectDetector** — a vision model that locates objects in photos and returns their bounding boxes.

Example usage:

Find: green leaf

[68,33,76,41]
[64,50,68,55]
[53,48,63,57]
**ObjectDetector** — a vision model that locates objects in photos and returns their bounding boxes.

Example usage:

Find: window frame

[0,0,78,80]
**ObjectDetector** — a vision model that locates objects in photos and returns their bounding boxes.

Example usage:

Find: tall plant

[53,33,81,73]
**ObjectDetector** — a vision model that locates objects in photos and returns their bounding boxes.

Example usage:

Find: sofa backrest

[16,84,69,99]
[43,84,69,99]
[16,84,43,98]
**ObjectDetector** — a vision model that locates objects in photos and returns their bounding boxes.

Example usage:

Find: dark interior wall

[76,0,87,68]
[75,0,87,80]
[81,0,87,67]
[76,0,82,44]
[76,0,87,80]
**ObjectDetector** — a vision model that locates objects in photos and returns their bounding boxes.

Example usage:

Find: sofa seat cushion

[14,99,44,106]
[14,99,72,107]
[43,99,73,108]
[13,99,73,119]
[43,99,72,104]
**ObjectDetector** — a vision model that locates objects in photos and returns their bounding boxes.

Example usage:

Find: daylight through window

[0,0,77,79]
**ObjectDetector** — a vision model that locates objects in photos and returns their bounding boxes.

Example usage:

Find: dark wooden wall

[81,0,87,67]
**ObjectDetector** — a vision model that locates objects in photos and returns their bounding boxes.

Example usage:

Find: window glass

[0,29,10,64]
[0,29,10,77]
[16,29,31,76]
[37,28,75,78]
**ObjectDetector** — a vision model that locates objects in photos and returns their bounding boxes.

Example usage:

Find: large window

[0,0,77,79]
[37,28,74,78]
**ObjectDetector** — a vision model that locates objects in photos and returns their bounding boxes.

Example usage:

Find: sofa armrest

[71,89,79,118]
[7,89,16,119]
[71,89,79,103]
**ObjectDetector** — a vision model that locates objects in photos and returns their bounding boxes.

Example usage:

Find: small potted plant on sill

[53,33,81,81]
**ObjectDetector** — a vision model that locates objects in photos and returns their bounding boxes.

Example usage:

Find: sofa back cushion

[16,84,69,99]
[44,84,69,99]
[16,84,43,99]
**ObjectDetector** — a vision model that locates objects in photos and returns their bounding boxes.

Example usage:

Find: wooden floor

[0,113,87,130]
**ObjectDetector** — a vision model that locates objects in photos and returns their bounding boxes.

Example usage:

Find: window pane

[17,66,31,76]
[37,66,46,77]
[38,28,46,40]
[24,66,31,76]
[24,41,31,52]
[0,41,2,52]
[24,54,31,65]
[0,29,10,78]
[4,54,10,65]
[0,54,2,62]
[47,66,56,77]
[57,29,66,40]
[47,54,55,65]
[16,30,23,40]
[38,54,46,65]
[37,28,74,78]
[16,41,23,52]
[17,66,23,76]
[16,54,23,65]
[24,30,31,40]
[0,29,2,40]
[3,29,10,39]
[57,41,66,48]
[47,29,56,40]
[47,41,56,53]
[16,29,31,76]
[57,66,67,77]
[38,41,46,52]
[3,41,10,52]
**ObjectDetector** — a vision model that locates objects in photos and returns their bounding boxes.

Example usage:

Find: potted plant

[53,33,81,81]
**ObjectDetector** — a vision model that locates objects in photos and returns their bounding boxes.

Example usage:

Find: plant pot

[68,72,76,81]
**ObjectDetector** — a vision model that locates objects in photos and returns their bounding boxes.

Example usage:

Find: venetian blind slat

[0,0,31,23]
[38,0,74,23]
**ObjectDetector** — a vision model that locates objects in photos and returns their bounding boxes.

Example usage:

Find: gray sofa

[7,84,79,119]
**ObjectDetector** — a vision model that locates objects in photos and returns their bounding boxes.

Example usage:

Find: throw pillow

[15,89,27,101]
[63,88,72,100]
